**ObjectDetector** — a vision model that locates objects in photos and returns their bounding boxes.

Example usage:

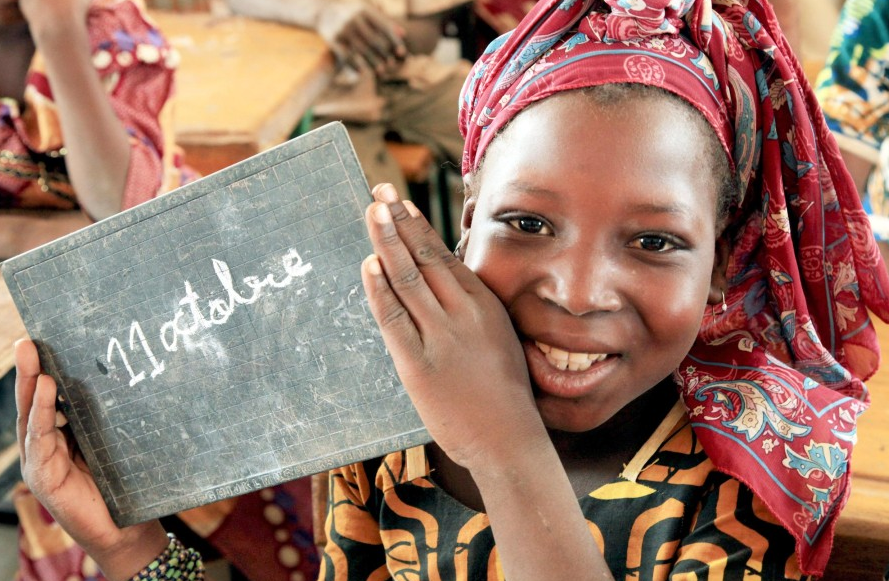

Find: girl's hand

[361,184,549,471]
[15,340,168,581]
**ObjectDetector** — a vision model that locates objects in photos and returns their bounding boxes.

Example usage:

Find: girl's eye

[508,216,552,235]
[631,235,678,252]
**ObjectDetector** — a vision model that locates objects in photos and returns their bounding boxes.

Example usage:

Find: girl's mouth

[535,341,609,372]
[524,340,618,399]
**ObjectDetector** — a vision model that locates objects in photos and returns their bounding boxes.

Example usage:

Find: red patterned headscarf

[459,0,889,575]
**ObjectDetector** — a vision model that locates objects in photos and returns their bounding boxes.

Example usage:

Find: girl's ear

[708,236,730,305]
[456,189,477,259]
[460,195,476,235]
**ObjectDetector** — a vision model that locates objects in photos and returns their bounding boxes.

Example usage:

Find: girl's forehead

[486,92,710,172]
[473,92,721,221]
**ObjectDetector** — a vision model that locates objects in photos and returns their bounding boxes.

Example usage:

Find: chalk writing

[103,248,312,388]
[106,321,166,387]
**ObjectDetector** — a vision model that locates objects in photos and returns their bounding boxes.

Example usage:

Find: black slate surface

[1,123,430,526]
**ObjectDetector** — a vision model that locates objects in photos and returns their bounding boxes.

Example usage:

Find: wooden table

[149,11,334,176]
[823,317,889,580]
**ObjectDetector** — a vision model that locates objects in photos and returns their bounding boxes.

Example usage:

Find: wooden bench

[822,318,889,580]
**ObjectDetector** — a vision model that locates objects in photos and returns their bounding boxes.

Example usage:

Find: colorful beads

[129,534,204,580]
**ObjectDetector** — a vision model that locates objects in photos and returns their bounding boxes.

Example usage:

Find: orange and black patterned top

[319,406,807,581]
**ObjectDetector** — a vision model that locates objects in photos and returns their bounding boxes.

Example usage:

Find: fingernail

[403,200,421,218]
[374,203,392,223]
[377,183,399,203]
[365,254,382,276]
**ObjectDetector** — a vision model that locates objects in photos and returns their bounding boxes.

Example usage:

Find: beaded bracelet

[129,533,204,581]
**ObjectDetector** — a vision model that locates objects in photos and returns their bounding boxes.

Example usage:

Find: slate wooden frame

[2,123,430,526]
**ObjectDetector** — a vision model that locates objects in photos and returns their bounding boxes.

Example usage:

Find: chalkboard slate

[1,123,431,526]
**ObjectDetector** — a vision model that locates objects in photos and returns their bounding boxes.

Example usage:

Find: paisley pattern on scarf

[319,418,805,580]
[457,0,889,575]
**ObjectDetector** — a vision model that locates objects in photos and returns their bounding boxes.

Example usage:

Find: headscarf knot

[603,0,694,41]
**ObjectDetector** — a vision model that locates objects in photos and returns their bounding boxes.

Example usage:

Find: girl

[14,0,889,579]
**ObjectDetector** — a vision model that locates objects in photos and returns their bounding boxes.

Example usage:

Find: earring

[712,291,728,318]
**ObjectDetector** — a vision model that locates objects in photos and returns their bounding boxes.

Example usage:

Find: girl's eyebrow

[625,201,698,218]
[502,182,700,219]
[500,179,560,198]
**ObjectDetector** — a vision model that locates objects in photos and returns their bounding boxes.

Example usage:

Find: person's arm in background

[770,0,801,55]
[1,0,182,260]
[226,0,406,74]
[19,0,130,221]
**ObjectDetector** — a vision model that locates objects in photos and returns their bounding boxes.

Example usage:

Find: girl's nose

[535,251,622,316]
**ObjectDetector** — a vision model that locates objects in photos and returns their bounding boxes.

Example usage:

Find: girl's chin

[534,397,612,433]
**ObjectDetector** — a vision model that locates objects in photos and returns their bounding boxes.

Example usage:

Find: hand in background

[317,3,407,76]
[15,340,168,581]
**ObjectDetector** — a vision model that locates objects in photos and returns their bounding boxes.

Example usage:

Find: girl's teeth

[568,352,587,363]
[550,347,569,361]
[535,341,606,372]
[567,358,593,372]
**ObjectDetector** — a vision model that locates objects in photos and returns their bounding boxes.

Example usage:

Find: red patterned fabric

[458,0,889,575]
[203,479,319,581]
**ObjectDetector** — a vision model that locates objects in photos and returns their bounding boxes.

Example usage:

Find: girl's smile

[533,341,613,372]
[524,339,618,397]
[461,89,728,433]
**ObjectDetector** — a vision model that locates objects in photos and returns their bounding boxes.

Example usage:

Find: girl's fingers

[370,184,489,304]
[14,340,67,485]
[25,373,62,477]
[361,254,424,357]
[365,201,444,325]
[14,339,41,465]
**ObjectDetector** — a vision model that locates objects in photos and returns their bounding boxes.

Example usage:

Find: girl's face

[461,91,726,433]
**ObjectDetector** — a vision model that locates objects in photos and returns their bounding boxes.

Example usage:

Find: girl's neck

[427,378,680,510]
[548,377,678,460]
[550,378,679,496]
[0,18,35,103]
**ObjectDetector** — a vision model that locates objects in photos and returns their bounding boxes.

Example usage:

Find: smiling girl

[14,0,889,580]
